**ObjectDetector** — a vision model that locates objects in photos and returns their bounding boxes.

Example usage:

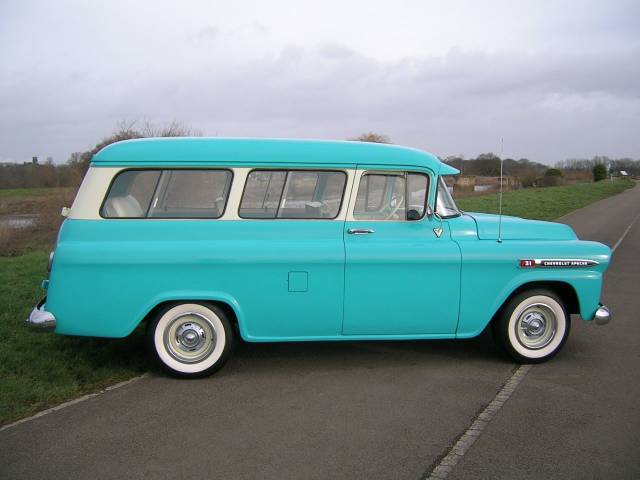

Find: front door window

[353,172,428,221]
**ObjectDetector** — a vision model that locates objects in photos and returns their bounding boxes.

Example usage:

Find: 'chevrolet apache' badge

[519,258,599,268]
[433,227,443,238]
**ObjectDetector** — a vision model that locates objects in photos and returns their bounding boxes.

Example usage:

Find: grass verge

[0,252,148,425]
[0,180,635,426]
[456,179,634,220]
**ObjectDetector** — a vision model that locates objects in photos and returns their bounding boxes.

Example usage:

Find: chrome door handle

[348,228,375,235]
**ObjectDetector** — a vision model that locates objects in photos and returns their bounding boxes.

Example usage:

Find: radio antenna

[497,137,504,244]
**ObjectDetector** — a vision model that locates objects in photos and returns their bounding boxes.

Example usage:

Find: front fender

[454,239,610,338]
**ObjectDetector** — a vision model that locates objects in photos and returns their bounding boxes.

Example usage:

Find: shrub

[545,168,563,177]
[540,168,564,186]
[541,176,563,187]
[593,164,608,182]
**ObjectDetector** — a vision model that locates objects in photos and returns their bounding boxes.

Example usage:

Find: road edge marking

[612,211,640,253]
[0,373,149,433]
[426,195,637,479]
[425,365,532,480]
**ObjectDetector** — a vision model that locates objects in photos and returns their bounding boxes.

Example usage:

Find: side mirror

[425,204,434,220]
[407,209,421,221]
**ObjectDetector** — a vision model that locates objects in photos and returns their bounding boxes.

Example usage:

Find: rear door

[234,168,350,339]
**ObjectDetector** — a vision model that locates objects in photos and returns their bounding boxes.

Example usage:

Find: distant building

[454,175,476,193]
[611,170,629,179]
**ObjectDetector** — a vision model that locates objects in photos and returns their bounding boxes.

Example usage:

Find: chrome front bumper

[593,304,611,326]
[26,298,56,332]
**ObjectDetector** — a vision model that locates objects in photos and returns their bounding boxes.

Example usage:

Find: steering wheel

[384,195,405,220]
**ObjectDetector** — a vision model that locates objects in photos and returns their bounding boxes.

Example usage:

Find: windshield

[436,176,461,218]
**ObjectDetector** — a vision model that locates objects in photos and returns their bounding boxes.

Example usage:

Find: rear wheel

[148,302,234,378]
[495,289,570,363]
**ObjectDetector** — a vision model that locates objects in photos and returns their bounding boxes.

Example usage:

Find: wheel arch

[491,280,579,325]
[143,299,239,331]
[128,291,247,339]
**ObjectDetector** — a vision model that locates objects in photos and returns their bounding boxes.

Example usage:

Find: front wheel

[148,302,234,378]
[495,289,570,363]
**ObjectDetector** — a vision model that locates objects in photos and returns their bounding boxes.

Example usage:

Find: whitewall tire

[148,302,234,378]
[496,289,570,363]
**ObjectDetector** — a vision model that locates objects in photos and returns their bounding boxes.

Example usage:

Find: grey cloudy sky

[1,0,639,165]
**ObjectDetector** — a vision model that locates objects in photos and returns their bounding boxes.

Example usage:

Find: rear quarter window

[101,170,160,218]
[101,169,232,219]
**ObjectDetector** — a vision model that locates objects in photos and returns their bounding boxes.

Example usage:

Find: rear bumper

[593,304,611,325]
[26,298,56,332]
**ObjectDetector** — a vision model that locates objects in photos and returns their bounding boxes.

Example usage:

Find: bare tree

[68,119,201,174]
[141,119,202,137]
[348,132,391,144]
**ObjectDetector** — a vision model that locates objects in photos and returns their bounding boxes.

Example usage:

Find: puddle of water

[0,214,38,229]
[448,185,493,193]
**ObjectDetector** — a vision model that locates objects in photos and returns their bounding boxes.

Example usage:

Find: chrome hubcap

[175,323,206,352]
[515,303,557,350]
[521,313,545,336]
[164,312,217,364]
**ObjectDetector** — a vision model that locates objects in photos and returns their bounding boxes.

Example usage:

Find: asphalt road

[1,183,639,480]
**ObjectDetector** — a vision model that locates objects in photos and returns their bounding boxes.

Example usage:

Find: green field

[0,187,75,198]
[0,179,634,426]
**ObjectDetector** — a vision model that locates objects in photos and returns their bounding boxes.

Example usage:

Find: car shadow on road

[197,326,514,379]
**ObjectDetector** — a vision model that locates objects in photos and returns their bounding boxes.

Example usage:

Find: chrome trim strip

[47,251,54,272]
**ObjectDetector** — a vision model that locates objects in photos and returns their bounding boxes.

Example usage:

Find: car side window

[407,173,428,218]
[238,171,287,218]
[354,174,386,213]
[239,170,347,219]
[148,170,232,218]
[101,170,161,218]
[353,172,428,221]
[102,169,232,219]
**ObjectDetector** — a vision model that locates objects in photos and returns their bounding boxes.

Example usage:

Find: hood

[466,212,577,241]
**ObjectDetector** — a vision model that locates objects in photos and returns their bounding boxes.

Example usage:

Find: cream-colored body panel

[346,169,365,222]
[69,167,124,220]
[69,166,356,221]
